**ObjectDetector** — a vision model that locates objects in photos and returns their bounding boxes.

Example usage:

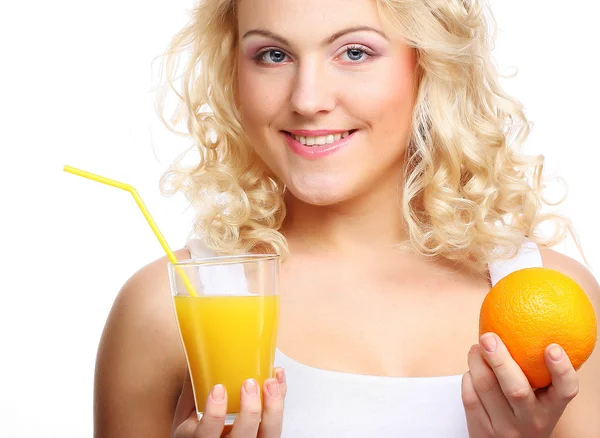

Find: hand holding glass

[168,255,280,425]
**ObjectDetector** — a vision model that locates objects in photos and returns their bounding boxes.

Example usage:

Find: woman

[94,0,600,437]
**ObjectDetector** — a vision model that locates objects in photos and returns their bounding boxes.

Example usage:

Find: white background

[1,1,598,436]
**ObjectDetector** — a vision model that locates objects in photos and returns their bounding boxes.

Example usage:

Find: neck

[280,179,410,255]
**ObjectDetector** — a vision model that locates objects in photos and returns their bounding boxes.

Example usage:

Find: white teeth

[291,130,352,146]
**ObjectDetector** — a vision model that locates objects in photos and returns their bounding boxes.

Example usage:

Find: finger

[258,377,285,438]
[538,344,579,413]
[196,385,228,437]
[172,411,199,438]
[172,372,196,428]
[479,332,537,419]
[468,343,515,432]
[461,371,493,437]
[274,368,287,399]
[229,379,262,438]
[173,383,227,438]
[172,373,199,438]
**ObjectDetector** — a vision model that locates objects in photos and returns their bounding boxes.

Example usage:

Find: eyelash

[253,44,376,66]
[342,44,376,63]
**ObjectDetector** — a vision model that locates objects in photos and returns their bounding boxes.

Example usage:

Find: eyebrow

[241,26,389,46]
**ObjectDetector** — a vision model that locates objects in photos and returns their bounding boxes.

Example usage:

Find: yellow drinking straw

[63,165,199,297]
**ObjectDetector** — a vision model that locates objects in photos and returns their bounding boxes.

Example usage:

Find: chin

[286,177,355,206]
[291,192,344,206]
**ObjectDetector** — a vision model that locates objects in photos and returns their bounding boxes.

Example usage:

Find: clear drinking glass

[168,254,280,425]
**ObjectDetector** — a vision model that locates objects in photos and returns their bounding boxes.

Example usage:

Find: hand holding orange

[479,267,597,388]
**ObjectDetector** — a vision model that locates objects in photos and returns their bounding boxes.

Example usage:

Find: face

[236,0,418,206]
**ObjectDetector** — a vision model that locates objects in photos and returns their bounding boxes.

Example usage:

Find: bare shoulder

[94,248,190,438]
[539,248,600,437]
[539,248,600,303]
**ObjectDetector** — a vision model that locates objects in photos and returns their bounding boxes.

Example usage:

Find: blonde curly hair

[156,0,572,271]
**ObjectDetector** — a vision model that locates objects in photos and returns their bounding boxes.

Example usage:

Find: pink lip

[287,129,350,136]
[283,130,356,159]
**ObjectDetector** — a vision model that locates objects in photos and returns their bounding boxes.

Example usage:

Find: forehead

[236,0,383,36]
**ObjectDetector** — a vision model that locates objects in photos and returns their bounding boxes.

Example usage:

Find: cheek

[237,60,287,133]
[375,79,414,126]
[343,57,417,141]
[236,59,291,172]
[237,66,263,127]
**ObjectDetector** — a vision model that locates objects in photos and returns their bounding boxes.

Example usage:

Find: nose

[289,59,336,116]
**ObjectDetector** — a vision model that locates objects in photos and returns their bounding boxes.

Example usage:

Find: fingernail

[469,344,480,354]
[244,379,258,396]
[212,384,225,402]
[276,369,286,384]
[267,380,280,397]
[549,345,564,362]
[480,333,497,352]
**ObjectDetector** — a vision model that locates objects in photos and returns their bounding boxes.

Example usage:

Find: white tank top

[186,237,543,438]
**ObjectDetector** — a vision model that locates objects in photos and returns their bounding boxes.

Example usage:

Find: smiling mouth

[282,130,357,147]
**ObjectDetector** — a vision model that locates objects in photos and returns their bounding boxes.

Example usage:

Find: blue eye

[346,48,365,61]
[339,45,374,63]
[259,49,288,64]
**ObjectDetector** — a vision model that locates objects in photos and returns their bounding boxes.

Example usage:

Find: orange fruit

[479,267,597,388]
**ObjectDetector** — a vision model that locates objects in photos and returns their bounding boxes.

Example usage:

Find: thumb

[171,372,197,434]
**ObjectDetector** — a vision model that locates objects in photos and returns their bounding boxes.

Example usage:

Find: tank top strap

[488,240,543,287]
[186,234,218,258]
[185,235,250,295]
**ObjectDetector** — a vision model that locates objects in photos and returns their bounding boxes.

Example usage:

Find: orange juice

[173,295,279,414]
